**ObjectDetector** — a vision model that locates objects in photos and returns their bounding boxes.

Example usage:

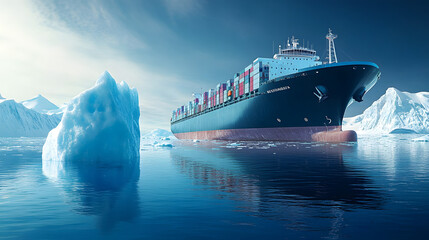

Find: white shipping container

[223,90,227,102]
[209,89,215,97]
[245,64,252,72]
[251,62,261,76]
[254,75,260,82]
[253,73,260,81]
[253,78,260,90]
[216,95,219,105]
[245,83,249,94]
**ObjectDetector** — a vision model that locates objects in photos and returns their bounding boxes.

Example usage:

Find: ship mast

[326,28,338,64]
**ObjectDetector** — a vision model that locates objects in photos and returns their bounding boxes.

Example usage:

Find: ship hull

[171,62,380,142]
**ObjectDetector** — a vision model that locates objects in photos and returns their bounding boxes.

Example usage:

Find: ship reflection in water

[42,154,140,232]
[170,141,384,233]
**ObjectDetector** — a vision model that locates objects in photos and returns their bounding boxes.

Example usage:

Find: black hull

[171,62,380,141]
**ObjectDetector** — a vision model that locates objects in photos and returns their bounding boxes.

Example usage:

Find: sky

[1,0,428,131]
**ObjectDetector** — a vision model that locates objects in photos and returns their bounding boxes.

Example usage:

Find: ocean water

[1,135,429,239]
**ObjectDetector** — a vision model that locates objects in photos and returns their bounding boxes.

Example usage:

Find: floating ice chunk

[155,142,174,148]
[151,139,174,148]
[412,135,429,142]
[161,137,170,141]
[149,138,174,148]
[42,71,140,166]
[193,139,200,143]
[228,142,241,146]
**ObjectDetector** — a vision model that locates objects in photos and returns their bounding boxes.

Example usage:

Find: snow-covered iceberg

[143,128,175,139]
[21,94,60,115]
[42,71,140,165]
[140,128,176,149]
[343,87,429,134]
[0,97,61,137]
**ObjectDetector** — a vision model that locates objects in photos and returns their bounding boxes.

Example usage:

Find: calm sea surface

[1,135,429,239]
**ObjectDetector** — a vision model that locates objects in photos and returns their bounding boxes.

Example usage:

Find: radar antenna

[326,28,338,64]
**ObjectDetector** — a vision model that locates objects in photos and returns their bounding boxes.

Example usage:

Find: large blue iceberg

[42,71,140,166]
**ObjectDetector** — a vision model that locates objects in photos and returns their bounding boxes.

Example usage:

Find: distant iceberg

[143,128,175,139]
[343,87,429,134]
[140,129,176,149]
[42,71,140,165]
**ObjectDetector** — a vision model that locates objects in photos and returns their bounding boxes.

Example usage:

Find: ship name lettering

[267,86,290,94]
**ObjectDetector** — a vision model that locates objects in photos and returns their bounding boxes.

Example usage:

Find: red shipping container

[250,76,254,92]
[244,71,248,77]
[250,66,253,72]
[239,82,244,95]
[233,86,236,98]
[240,73,244,79]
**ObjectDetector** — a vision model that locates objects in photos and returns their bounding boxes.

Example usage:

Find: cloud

[0,0,192,131]
[162,0,205,18]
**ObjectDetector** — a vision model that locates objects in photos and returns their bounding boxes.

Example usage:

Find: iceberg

[42,71,140,165]
[343,87,429,134]
[143,128,175,139]
[0,97,61,137]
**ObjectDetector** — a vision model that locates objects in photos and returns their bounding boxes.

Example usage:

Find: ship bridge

[274,36,318,60]
[255,36,321,79]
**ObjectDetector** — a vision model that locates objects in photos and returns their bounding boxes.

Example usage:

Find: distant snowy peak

[343,87,429,134]
[20,94,59,114]
[0,99,61,137]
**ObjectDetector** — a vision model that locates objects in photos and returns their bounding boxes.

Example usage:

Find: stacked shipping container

[172,59,270,121]
[239,70,244,96]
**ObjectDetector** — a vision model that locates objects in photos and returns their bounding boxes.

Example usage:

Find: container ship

[170,30,381,142]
